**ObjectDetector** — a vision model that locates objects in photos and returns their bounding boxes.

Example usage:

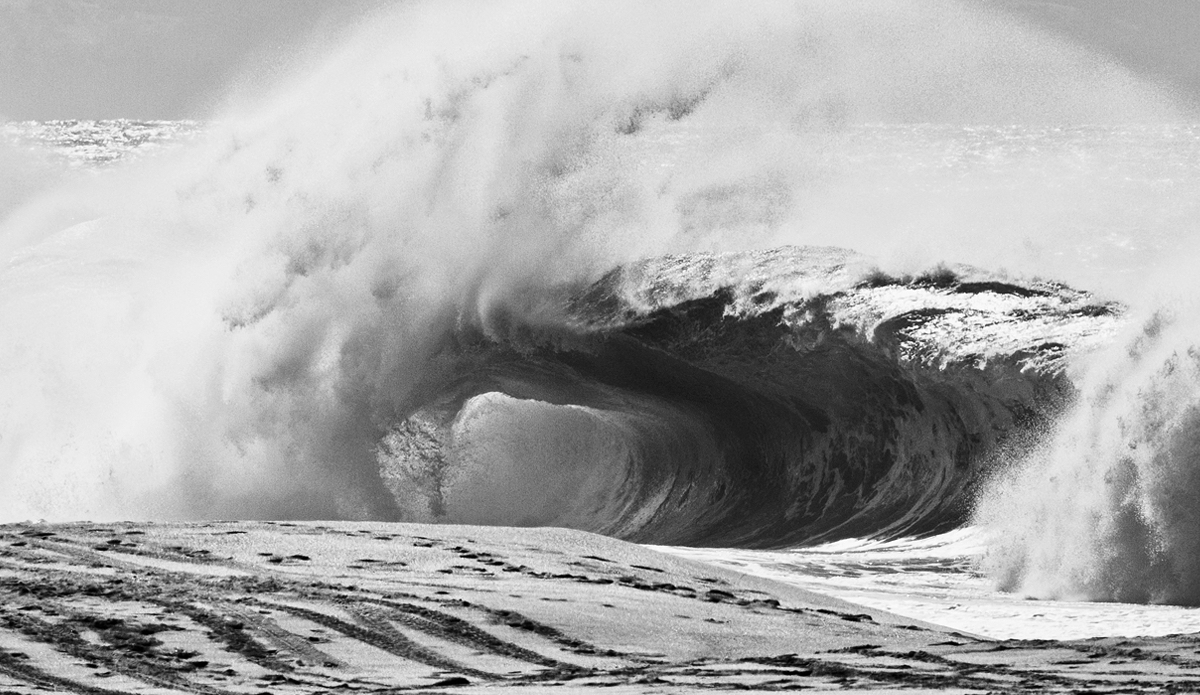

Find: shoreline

[1,520,1197,693]
[658,530,1200,642]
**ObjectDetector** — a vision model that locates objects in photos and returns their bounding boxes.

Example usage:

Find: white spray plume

[976,303,1200,604]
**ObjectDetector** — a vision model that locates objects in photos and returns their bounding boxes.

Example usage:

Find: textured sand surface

[1,521,1198,693]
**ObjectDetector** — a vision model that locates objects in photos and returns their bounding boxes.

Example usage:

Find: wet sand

[1,521,1197,693]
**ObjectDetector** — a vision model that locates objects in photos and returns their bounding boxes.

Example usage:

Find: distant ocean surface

[2,120,203,168]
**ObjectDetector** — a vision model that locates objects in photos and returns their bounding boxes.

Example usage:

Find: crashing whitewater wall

[977,304,1200,605]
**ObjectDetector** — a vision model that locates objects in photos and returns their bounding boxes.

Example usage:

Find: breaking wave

[0,0,1196,579]
[375,247,1118,546]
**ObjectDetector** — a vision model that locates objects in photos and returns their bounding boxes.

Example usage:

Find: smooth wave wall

[0,0,1184,529]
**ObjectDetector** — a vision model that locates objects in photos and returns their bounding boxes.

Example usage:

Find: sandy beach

[0,521,1196,694]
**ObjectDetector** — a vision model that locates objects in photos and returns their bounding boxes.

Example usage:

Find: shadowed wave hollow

[379,246,1120,547]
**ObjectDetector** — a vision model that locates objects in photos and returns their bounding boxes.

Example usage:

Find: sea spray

[0,125,63,232]
[0,0,1186,524]
[976,302,1200,605]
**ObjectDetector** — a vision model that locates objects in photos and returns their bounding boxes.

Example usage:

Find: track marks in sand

[0,523,651,692]
[0,641,142,695]
[171,601,328,671]
[0,608,237,695]
[256,599,494,679]
[4,522,1200,693]
[357,597,579,671]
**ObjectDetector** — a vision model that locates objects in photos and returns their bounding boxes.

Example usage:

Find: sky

[983,0,1200,111]
[0,0,395,120]
[0,0,1198,120]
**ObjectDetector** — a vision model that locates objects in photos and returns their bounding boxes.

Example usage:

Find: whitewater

[4,0,1200,641]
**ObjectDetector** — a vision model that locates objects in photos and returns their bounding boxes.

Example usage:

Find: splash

[976,301,1200,605]
[0,0,1185,523]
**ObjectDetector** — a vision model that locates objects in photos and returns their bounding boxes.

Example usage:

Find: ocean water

[661,531,1200,640]
[3,0,1200,640]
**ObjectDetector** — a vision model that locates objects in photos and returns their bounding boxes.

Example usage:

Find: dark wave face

[379,247,1120,547]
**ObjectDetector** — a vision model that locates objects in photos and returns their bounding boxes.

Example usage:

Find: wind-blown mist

[0,132,58,223]
[0,0,1190,550]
